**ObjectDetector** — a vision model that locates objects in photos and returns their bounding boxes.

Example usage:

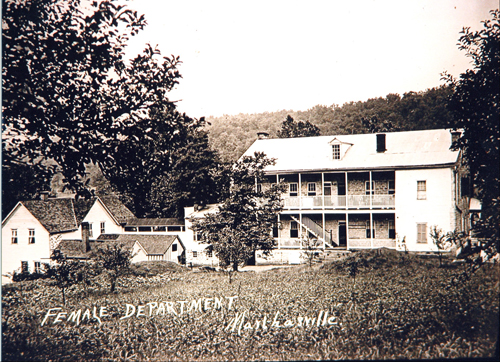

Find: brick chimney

[81,222,91,253]
[376,133,386,153]
[40,191,49,201]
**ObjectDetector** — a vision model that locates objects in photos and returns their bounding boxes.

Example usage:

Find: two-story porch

[262,170,397,251]
[264,170,395,211]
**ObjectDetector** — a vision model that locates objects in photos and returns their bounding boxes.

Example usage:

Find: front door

[338,222,347,247]
[324,182,332,206]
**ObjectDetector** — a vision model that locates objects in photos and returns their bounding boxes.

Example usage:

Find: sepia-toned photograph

[2,0,499,360]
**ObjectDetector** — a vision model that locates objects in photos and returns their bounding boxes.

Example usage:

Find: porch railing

[283,194,394,209]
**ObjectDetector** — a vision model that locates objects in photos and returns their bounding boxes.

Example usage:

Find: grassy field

[2,250,499,361]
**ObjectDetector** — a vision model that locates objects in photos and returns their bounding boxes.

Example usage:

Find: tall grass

[2,254,499,361]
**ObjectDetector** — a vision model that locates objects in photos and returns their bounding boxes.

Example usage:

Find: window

[167,226,183,232]
[28,229,35,244]
[100,222,105,234]
[417,223,427,243]
[172,243,177,252]
[365,181,374,195]
[461,177,470,197]
[417,181,426,200]
[289,183,298,197]
[206,250,213,258]
[34,261,42,274]
[195,232,205,242]
[192,251,198,258]
[11,229,18,244]
[88,223,93,237]
[290,221,299,238]
[332,144,341,160]
[21,261,29,274]
[388,180,395,195]
[307,183,316,196]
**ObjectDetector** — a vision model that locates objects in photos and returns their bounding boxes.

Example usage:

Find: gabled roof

[99,196,135,224]
[96,234,183,256]
[74,198,96,225]
[242,129,460,173]
[2,195,135,234]
[22,199,78,233]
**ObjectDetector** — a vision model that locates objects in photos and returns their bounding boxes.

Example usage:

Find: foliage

[444,9,500,268]
[92,243,133,292]
[429,226,454,267]
[277,115,321,138]
[44,251,87,305]
[2,256,498,361]
[300,237,322,268]
[1,0,191,210]
[1,152,53,217]
[192,152,284,271]
[99,104,224,218]
[207,86,453,162]
[361,116,401,133]
[130,261,185,278]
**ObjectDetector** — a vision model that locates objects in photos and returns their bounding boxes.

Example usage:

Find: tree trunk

[111,279,116,292]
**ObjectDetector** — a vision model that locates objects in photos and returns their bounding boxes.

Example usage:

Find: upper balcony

[282,194,395,210]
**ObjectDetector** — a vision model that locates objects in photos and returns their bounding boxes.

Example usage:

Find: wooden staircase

[290,215,337,248]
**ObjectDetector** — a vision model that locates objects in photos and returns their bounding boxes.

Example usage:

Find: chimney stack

[376,133,386,153]
[257,131,269,140]
[40,191,49,201]
[81,222,91,252]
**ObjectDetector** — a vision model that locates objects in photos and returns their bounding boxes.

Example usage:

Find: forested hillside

[207,85,453,162]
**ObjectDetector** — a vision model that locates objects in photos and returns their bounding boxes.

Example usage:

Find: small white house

[96,234,185,263]
[1,195,135,282]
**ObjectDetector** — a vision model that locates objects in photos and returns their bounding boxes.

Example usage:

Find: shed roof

[125,218,184,226]
[242,129,460,173]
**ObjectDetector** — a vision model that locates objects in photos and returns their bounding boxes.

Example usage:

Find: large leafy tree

[192,152,284,271]
[444,10,499,263]
[2,0,182,200]
[277,115,321,138]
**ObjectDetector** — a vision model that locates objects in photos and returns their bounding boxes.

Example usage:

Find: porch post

[345,172,349,208]
[346,212,350,250]
[369,171,373,209]
[277,213,281,249]
[321,172,325,209]
[299,213,303,249]
[322,212,326,249]
[370,213,374,248]
[298,172,302,209]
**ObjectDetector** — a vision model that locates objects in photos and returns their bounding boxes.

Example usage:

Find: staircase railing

[290,215,336,247]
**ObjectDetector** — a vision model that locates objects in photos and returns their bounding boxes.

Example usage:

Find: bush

[130,261,185,277]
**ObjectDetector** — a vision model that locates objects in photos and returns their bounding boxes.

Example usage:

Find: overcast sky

[125,0,498,119]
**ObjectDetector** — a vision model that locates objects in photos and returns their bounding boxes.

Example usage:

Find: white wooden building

[1,195,134,281]
[240,129,472,254]
[183,129,475,265]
